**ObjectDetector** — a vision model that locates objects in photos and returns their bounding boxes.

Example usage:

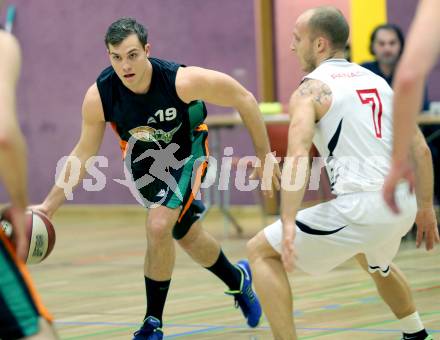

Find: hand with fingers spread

[281,221,297,272]
[383,159,415,214]
[415,206,440,251]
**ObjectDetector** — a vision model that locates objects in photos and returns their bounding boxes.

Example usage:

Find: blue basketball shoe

[132,316,163,340]
[225,259,262,328]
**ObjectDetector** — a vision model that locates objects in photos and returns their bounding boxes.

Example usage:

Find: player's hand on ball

[28,204,53,220]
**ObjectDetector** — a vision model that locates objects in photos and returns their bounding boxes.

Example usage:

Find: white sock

[400,311,424,334]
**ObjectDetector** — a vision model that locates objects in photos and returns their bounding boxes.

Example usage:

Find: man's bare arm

[411,128,434,209]
[411,128,439,250]
[176,66,280,194]
[280,79,330,271]
[40,84,106,217]
[281,79,330,225]
[392,0,440,163]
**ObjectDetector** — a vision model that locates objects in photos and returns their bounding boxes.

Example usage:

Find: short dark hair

[369,24,404,56]
[308,7,349,51]
[105,17,148,48]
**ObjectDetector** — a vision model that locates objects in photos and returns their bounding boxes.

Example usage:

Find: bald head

[304,6,349,51]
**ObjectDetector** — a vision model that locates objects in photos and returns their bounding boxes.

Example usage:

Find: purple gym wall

[0,0,258,205]
[387,0,440,101]
[2,1,438,207]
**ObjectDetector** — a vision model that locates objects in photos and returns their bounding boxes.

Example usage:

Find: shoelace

[231,284,255,316]
[234,293,250,316]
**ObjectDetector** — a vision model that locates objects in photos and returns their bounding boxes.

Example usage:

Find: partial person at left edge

[0,15,59,340]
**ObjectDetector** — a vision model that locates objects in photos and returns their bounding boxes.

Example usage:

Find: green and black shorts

[134,124,209,240]
[0,230,53,339]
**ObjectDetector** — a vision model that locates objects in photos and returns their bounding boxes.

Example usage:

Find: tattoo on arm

[298,79,332,106]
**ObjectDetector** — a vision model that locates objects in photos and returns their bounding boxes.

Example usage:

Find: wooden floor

[28,205,440,340]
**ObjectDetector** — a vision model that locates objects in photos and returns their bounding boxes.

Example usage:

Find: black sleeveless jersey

[96,57,207,175]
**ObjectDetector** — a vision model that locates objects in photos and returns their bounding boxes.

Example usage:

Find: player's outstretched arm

[36,84,106,218]
[391,0,440,164]
[411,128,439,251]
[176,66,280,195]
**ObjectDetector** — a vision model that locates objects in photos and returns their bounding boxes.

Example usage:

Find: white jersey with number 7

[305,58,393,195]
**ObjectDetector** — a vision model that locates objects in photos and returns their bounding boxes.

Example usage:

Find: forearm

[43,146,94,214]
[412,135,434,208]
[281,186,307,225]
[0,131,28,209]
[236,92,271,156]
[392,0,440,163]
[392,72,425,163]
[280,154,310,224]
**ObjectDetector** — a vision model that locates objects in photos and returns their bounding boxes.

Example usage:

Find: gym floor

[29,206,440,339]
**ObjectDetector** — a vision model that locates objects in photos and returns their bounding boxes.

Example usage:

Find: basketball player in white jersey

[247,7,436,340]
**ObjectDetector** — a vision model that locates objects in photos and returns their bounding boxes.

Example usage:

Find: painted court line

[165,326,226,338]
[55,320,440,334]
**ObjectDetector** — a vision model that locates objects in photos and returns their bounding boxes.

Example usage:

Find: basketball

[0,209,56,264]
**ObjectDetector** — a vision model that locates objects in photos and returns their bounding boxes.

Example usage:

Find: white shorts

[264,185,417,276]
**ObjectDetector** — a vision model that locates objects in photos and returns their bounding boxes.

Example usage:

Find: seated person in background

[361,23,430,111]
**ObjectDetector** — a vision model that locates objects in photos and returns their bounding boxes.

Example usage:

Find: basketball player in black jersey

[33,17,280,339]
